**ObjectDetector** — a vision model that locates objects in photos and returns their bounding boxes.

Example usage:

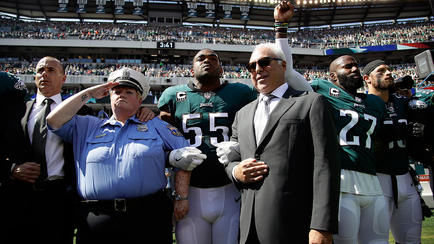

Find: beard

[337,73,363,92]
[374,77,394,90]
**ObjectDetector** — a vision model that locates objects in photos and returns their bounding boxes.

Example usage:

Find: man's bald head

[35,56,66,97]
[329,55,363,96]
[330,55,355,73]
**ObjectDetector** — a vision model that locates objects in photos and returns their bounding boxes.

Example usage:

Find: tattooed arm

[47,82,119,129]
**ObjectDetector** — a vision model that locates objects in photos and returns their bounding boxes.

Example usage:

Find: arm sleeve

[276,38,313,92]
[158,88,174,111]
[152,118,190,151]
[309,94,340,233]
[226,111,243,187]
[49,115,99,145]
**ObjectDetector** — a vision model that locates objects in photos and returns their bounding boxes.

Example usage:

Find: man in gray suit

[225,43,340,244]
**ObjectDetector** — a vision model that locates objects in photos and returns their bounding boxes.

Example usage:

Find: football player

[364,60,423,243]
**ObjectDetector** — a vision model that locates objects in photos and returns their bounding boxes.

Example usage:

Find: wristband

[172,191,188,201]
[274,22,289,28]
[275,27,288,33]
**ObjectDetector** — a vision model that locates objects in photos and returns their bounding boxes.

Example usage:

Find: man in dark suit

[225,44,340,244]
[9,56,78,244]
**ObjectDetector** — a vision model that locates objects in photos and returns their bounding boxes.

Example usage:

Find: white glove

[169,147,207,171]
[216,141,241,166]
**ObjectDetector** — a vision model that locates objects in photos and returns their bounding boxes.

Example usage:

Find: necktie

[255,94,275,143]
[32,98,54,180]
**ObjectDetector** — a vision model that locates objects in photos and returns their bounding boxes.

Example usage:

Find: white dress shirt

[254,82,288,142]
[28,93,65,177]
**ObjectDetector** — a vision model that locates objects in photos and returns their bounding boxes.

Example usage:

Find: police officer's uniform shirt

[28,93,64,177]
[311,79,386,195]
[51,115,189,200]
[158,82,257,188]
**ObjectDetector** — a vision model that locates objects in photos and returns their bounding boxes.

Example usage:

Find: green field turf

[389,211,434,243]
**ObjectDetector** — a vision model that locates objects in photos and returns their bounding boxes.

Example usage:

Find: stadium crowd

[0,59,418,82]
[0,17,432,48]
[1,1,433,243]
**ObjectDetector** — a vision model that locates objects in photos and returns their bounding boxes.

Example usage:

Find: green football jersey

[408,88,434,152]
[158,81,258,187]
[374,93,410,175]
[311,79,386,175]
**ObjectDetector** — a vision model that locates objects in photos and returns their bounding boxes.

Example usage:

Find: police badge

[121,69,130,80]
[137,124,148,132]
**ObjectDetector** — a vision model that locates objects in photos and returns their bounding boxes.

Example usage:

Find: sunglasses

[246,57,283,72]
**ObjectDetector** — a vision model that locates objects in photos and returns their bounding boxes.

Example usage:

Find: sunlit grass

[389,210,434,243]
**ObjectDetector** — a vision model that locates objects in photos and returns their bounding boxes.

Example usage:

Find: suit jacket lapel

[246,99,259,148]
[21,100,35,141]
[257,87,303,147]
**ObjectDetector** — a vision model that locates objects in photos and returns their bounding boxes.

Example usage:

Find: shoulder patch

[176,91,187,102]
[408,99,428,109]
[329,87,340,97]
[166,124,183,136]
[12,74,27,91]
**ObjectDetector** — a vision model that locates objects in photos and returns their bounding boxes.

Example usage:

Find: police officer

[47,67,207,244]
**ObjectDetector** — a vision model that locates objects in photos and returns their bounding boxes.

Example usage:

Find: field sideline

[388,210,434,243]
[170,211,434,243]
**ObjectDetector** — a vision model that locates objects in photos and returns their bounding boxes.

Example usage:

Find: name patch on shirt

[95,133,107,138]
[137,124,148,132]
[166,124,183,137]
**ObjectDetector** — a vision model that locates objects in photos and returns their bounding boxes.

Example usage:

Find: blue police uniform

[52,115,188,199]
[51,115,189,244]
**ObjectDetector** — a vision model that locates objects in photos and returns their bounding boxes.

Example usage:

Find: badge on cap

[166,124,183,137]
[137,124,148,132]
[121,69,130,80]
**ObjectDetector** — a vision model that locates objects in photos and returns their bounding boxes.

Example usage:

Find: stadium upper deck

[0,0,431,29]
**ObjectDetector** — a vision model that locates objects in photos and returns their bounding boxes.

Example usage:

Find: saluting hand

[274,0,295,23]
[233,158,268,183]
[86,81,120,100]
[12,162,40,184]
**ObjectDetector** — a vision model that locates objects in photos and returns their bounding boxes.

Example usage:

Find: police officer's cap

[108,68,150,99]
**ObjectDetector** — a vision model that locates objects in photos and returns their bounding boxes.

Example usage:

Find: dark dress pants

[2,180,75,244]
[76,190,173,244]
